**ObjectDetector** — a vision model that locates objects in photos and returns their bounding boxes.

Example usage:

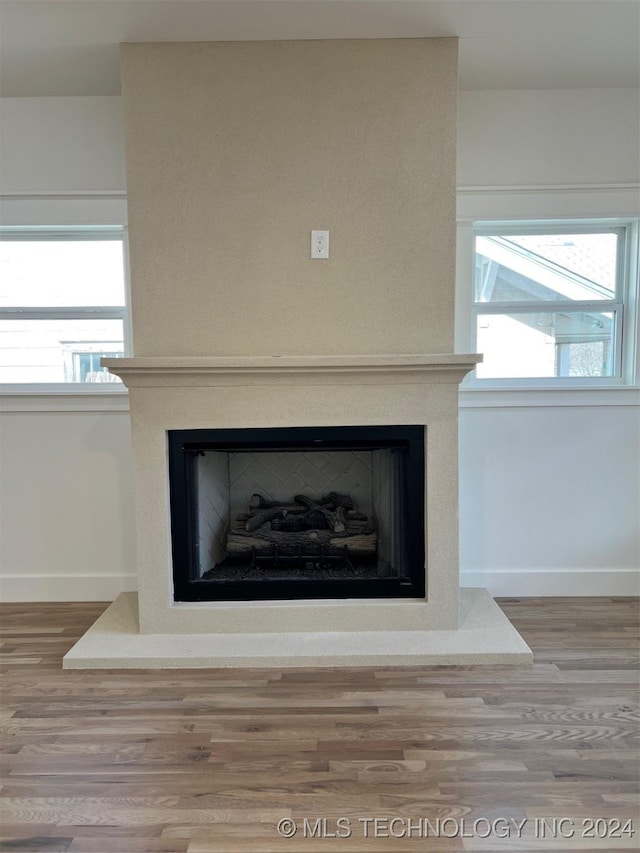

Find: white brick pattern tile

[228,450,374,522]
[196,452,229,575]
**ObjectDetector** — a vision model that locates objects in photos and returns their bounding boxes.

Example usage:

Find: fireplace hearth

[168,425,425,601]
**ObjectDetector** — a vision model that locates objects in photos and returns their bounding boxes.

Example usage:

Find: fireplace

[62,40,533,667]
[169,425,425,601]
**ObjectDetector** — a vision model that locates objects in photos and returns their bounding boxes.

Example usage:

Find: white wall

[459,395,639,595]
[1,91,638,601]
[457,88,640,187]
[0,96,125,193]
[0,97,134,601]
[455,87,640,597]
[0,405,136,600]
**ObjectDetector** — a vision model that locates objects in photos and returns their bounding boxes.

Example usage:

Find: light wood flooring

[0,597,638,852]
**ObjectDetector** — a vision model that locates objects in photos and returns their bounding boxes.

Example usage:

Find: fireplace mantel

[103,354,482,387]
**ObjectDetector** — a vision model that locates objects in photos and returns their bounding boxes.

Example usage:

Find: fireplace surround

[112,353,475,634]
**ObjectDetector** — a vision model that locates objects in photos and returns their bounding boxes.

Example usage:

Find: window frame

[467,218,639,389]
[0,226,131,393]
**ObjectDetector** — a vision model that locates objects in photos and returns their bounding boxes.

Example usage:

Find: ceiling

[0,0,638,97]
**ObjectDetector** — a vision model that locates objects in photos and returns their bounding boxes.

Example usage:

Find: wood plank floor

[0,598,638,852]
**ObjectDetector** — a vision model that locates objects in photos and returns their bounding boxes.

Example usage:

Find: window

[471,220,638,384]
[0,228,129,385]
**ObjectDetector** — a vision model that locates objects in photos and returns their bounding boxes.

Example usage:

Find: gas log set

[202,491,378,580]
[227,491,377,558]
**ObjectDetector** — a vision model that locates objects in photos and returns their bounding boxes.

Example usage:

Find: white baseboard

[1,570,638,603]
[0,574,137,602]
[460,569,640,597]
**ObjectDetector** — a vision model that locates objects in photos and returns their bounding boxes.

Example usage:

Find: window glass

[475,232,618,303]
[471,223,631,383]
[0,239,125,308]
[0,318,124,383]
[476,311,615,379]
[0,231,127,385]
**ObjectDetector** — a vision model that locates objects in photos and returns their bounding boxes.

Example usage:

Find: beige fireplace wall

[120,39,458,357]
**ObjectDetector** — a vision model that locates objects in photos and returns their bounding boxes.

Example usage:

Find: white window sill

[0,385,129,412]
[460,385,640,408]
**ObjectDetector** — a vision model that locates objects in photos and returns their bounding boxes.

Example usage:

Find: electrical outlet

[311,230,329,259]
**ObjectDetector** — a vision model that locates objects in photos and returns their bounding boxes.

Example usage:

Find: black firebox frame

[168,425,425,602]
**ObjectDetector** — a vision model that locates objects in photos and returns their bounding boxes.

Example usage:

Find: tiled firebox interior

[196,449,394,578]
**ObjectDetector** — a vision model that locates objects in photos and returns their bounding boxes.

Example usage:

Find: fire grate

[203,546,381,581]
